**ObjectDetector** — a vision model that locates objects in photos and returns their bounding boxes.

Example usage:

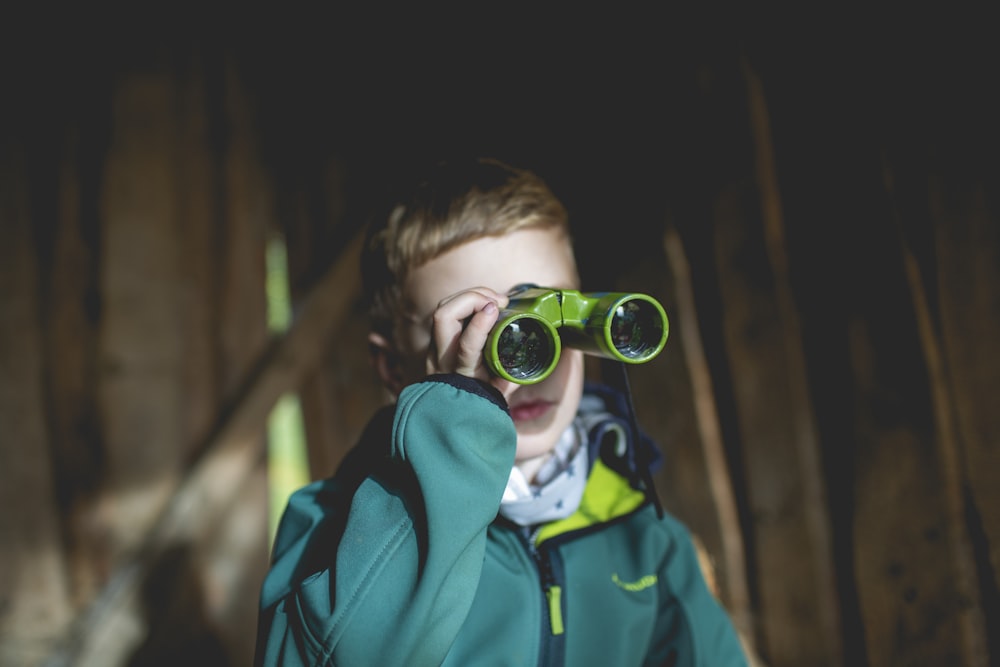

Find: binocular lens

[611,300,664,359]
[497,319,555,380]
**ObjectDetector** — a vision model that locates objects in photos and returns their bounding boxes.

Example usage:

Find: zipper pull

[546,585,564,635]
[528,531,565,637]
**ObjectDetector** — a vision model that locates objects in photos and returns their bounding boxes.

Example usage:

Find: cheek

[392,322,432,382]
[551,350,585,405]
[395,319,430,356]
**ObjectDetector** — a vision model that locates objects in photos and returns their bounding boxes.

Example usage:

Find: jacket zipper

[535,544,563,635]
[525,529,566,665]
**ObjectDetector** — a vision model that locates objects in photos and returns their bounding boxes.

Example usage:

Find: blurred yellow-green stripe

[265,233,310,547]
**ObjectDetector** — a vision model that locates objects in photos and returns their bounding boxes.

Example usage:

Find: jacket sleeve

[255,375,516,667]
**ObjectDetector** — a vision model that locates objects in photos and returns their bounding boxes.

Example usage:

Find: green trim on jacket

[533,457,646,546]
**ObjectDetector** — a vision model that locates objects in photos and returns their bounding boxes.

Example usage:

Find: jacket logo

[611,572,658,592]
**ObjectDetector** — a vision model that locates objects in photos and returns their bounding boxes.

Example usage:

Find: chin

[513,416,550,436]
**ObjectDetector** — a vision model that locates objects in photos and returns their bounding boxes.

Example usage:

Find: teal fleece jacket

[255,374,747,666]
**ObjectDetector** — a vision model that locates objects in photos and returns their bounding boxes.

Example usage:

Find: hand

[426,287,509,382]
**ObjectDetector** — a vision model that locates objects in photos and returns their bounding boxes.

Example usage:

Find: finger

[436,286,507,311]
[427,290,505,377]
[453,300,500,377]
[428,293,486,371]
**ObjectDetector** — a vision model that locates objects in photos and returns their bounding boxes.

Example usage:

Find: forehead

[403,226,579,319]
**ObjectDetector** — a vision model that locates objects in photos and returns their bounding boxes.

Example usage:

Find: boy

[254,158,748,666]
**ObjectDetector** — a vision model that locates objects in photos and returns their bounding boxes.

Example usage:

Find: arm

[256,375,516,667]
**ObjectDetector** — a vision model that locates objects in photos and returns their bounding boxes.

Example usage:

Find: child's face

[377,226,585,463]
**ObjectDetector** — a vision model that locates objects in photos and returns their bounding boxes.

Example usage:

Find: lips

[509,400,552,422]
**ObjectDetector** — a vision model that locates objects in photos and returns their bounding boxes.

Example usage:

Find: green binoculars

[485,284,669,384]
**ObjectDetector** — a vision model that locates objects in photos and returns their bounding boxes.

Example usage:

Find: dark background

[2,6,998,666]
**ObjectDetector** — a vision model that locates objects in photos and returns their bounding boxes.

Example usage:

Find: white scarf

[499,419,589,526]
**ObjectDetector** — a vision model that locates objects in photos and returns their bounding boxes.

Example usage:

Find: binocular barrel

[485,286,669,384]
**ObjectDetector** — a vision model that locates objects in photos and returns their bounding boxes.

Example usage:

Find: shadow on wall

[127,543,232,667]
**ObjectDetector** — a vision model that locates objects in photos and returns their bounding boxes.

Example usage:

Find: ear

[368,331,405,398]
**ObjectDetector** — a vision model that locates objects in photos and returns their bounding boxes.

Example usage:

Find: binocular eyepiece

[485,285,669,384]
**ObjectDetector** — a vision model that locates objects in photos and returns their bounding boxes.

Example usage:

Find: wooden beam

[0,147,75,667]
[728,55,842,664]
[932,179,1000,609]
[663,226,754,649]
[45,229,364,665]
[879,160,988,665]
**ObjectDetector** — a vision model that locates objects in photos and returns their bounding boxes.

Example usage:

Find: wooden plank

[848,159,989,667]
[116,459,270,667]
[199,459,271,667]
[216,57,271,404]
[278,159,356,481]
[719,58,841,665]
[49,56,280,665]
[144,53,270,667]
[713,185,841,666]
[98,70,188,559]
[276,157,388,483]
[619,228,766,665]
[611,236,736,605]
[309,299,391,480]
[0,149,74,666]
[298,371,340,481]
[47,226,365,665]
[662,226,754,647]
[932,179,1000,603]
[174,49,225,457]
[37,121,109,606]
[899,193,990,665]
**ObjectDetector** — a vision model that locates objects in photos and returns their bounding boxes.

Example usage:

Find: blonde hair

[361,158,570,337]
